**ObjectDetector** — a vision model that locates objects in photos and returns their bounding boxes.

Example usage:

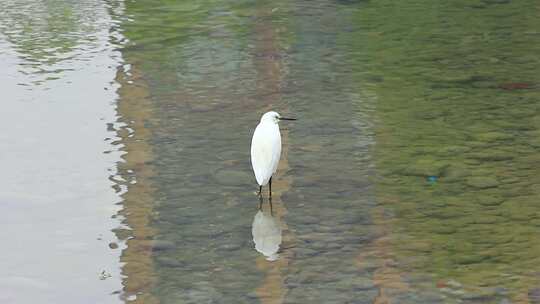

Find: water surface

[2,0,540,303]
[0,1,124,303]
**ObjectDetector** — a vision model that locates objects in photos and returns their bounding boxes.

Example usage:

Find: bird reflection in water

[252,196,282,261]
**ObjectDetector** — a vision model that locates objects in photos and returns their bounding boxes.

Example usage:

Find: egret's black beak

[279,117,297,121]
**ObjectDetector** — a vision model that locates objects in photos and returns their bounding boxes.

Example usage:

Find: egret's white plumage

[250,111,282,186]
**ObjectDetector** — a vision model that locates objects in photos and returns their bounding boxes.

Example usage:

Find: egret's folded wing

[251,125,275,185]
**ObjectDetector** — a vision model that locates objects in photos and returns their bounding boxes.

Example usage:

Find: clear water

[2,0,540,303]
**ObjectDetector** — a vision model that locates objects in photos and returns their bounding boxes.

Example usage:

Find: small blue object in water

[427,176,438,183]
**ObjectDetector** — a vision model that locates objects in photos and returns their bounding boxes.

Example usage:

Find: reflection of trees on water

[0,0,106,79]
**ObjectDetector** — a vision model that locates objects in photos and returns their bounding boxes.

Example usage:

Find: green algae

[112,0,540,302]
[348,0,540,300]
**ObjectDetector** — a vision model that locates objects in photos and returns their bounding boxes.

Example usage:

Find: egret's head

[260,111,296,124]
[261,111,281,124]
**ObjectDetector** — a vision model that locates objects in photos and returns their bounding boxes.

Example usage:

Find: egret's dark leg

[258,185,262,196]
[269,177,272,198]
[258,195,263,210]
[269,196,273,215]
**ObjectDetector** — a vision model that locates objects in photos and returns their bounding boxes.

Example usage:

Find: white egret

[250,111,296,196]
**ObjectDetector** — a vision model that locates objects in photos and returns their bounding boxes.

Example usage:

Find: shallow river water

[1,0,540,303]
